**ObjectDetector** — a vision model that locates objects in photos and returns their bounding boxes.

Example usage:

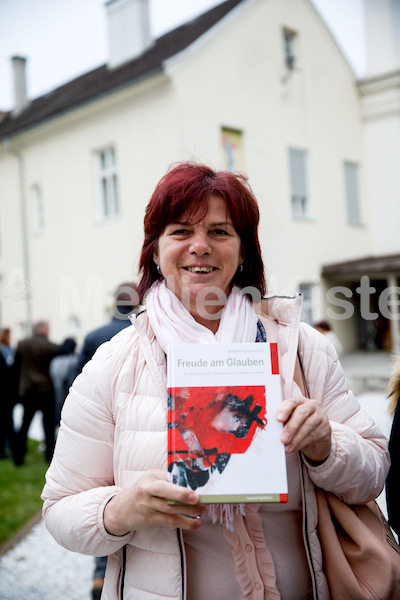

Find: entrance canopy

[322,253,400,277]
[321,253,400,351]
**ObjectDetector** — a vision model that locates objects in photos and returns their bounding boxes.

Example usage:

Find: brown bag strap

[296,350,310,399]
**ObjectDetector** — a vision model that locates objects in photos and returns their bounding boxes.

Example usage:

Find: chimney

[11,56,29,116]
[364,0,400,77]
[105,0,153,69]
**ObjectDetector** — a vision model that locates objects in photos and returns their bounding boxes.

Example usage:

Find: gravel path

[0,518,93,599]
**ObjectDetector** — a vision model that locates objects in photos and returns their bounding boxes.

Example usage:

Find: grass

[0,439,48,548]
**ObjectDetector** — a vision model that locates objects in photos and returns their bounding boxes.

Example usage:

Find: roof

[0,0,244,139]
[322,253,400,277]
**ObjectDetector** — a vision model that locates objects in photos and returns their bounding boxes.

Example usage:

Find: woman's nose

[189,232,211,254]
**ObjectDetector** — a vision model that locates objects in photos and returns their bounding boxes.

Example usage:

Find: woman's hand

[103,469,205,536]
[276,397,332,465]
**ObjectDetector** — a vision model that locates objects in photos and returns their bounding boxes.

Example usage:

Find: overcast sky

[0,0,367,111]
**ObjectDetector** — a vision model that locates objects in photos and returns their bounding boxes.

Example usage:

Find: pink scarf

[146,279,258,351]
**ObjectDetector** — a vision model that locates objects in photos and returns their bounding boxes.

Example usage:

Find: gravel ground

[0,518,93,599]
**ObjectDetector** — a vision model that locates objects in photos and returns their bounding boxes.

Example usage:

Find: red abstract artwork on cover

[168,386,267,490]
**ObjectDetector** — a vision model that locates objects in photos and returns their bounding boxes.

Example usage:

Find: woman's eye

[172,229,189,235]
[213,229,229,236]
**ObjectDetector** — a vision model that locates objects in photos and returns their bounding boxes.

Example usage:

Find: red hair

[137,162,266,302]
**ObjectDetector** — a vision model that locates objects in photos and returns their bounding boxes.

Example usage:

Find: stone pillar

[387,274,400,351]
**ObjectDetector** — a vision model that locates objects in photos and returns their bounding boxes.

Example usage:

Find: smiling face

[153,195,244,326]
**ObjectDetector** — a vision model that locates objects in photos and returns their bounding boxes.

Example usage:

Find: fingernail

[281,431,291,443]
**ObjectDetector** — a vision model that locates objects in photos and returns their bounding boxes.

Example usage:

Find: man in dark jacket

[72,282,139,378]
[13,320,73,465]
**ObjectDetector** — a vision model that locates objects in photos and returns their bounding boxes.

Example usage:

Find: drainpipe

[3,139,33,332]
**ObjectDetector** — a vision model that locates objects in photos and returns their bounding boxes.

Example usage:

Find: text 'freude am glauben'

[176,358,265,368]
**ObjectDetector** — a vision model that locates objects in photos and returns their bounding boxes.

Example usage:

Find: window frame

[298,282,315,325]
[221,126,244,173]
[282,28,297,71]
[344,161,362,225]
[32,183,45,235]
[289,148,310,220]
[95,146,120,222]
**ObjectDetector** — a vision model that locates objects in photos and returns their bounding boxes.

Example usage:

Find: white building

[321,0,400,352]
[0,0,397,351]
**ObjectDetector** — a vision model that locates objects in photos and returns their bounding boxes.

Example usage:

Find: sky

[0,0,367,112]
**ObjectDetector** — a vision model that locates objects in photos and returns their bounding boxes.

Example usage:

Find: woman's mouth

[185,266,215,273]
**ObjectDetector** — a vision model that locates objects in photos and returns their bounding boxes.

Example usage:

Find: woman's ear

[153,248,159,266]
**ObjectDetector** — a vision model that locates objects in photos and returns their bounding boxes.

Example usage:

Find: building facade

[0,0,397,351]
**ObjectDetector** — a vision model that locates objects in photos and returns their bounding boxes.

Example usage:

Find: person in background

[50,338,78,428]
[13,320,72,465]
[386,355,400,538]
[0,327,15,365]
[72,282,139,381]
[0,327,16,458]
[42,162,388,600]
[71,282,138,600]
[314,319,343,356]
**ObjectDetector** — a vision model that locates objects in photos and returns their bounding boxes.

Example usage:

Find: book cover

[167,342,288,504]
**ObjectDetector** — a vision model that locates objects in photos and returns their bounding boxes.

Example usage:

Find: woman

[387,356,400,538]
[42,162,389,600]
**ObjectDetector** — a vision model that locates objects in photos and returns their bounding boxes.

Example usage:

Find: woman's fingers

[143,471,199,506]
[142,477,205,527]
[278,398,322,447]
[104,469,205,535]
[276,397,331,464]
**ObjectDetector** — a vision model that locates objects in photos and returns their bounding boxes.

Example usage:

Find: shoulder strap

[296,350,310,399]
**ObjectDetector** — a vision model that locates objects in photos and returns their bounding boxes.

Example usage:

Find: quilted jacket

[41,295,389,599]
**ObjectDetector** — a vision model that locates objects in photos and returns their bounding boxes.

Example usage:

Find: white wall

[362,111,400,255]
[360,0,400,256]
[0,0,372,343]
[167,0,370,296]
[0,74,178,343]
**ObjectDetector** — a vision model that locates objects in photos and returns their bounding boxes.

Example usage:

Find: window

[32,184,44,234]
[289,149,309,219]
[298,283,314,325]
[344,162,362,225]
[283,28,297,70]
[96,147,119,220]
[221,127,244,173]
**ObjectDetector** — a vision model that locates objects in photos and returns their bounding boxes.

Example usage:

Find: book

[167,342,288,504]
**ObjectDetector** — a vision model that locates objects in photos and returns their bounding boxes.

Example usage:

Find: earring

[237,264,244,273]
[156,265,162,275]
